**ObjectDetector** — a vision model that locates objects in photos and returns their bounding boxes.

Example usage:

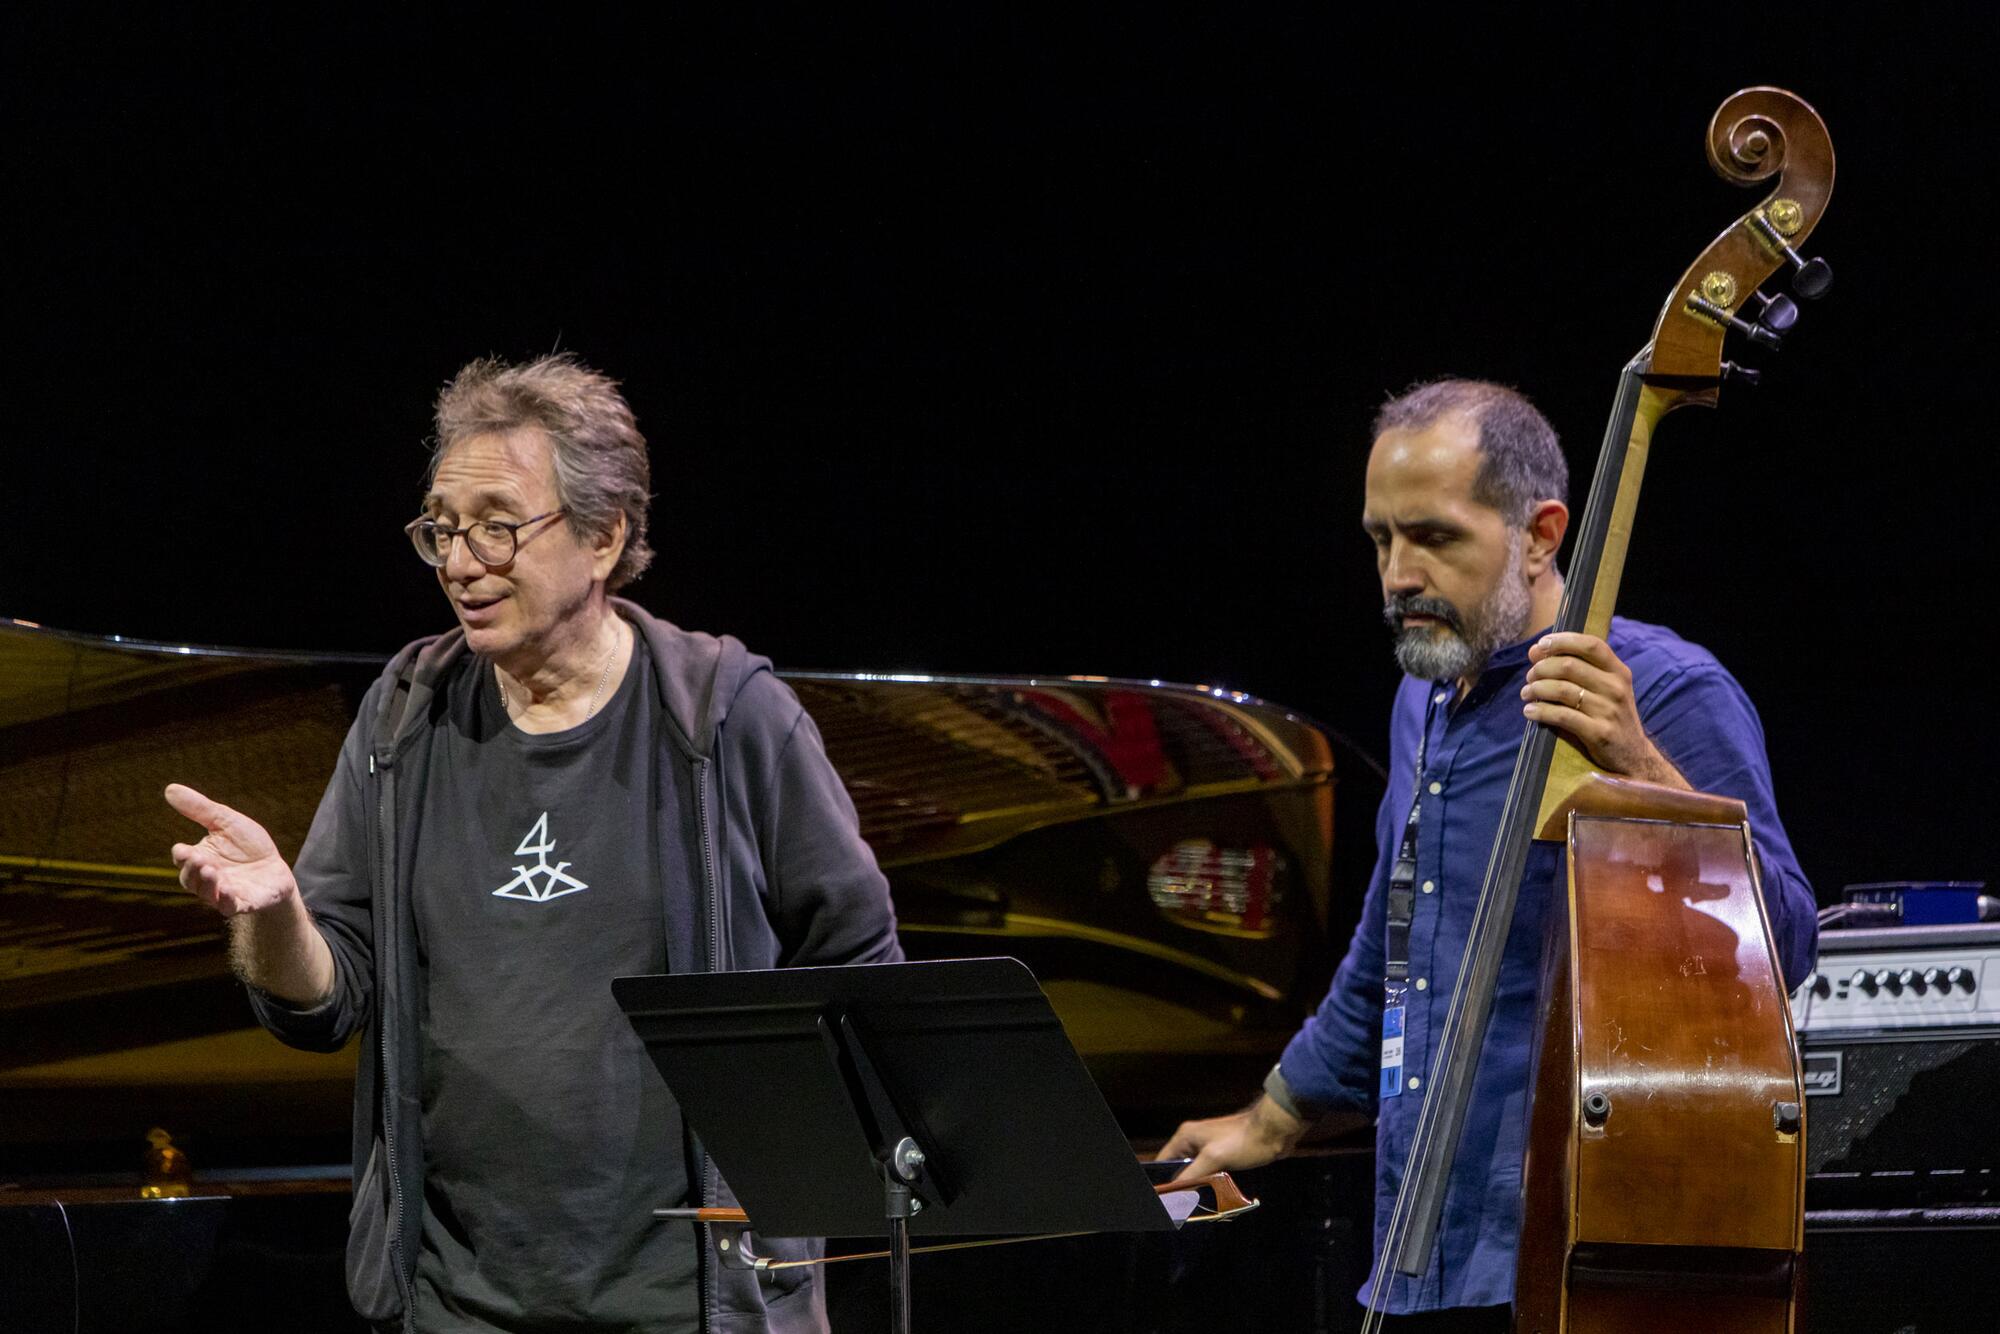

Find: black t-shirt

[410,646,698,1333]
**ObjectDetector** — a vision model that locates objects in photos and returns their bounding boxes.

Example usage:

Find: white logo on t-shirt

[492,812,589,902]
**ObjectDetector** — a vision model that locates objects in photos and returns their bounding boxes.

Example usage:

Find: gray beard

[1385,541,1533,683]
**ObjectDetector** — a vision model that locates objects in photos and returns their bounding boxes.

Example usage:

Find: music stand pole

[884,1158,913,1334]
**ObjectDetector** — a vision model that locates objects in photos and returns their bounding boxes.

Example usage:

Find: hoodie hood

[616,596,767,759]
[373,598,768,761]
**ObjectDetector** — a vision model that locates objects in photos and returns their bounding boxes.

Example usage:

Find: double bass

[1366,88,1833,1332]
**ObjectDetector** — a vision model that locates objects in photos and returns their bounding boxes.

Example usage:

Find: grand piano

[0,615,1386,1332]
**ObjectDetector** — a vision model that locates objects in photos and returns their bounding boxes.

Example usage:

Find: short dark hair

[1372,379,1566,524]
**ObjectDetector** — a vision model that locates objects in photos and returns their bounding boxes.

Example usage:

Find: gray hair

[1372,379,1567,525]
[430,353,653,592]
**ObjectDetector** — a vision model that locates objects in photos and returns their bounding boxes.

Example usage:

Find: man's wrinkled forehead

[425,429,555,513]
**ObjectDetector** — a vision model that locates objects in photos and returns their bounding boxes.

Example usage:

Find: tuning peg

[1751,211,1834,300]
[1791,256,1833,299]
[1721,360,1762,389]
[1688,294,1783,350]
[1749,290,1799,334]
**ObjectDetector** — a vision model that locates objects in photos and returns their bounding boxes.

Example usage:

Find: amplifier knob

[1899,967,1924,994]
[1810,973,1832,998]
[1947,966,1976,993]
[1876,969,1901,995]
[1851,969,1878,995]
[1923,966,1943,990]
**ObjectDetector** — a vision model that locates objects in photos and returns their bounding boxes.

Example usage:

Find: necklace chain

[496,634,620,723]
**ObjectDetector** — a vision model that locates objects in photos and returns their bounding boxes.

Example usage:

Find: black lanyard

[1384,693,1441,987]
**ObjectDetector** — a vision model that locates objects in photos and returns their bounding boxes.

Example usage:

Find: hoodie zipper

[697,757,721,973]
[373,749,413,1331]
[694,754,720,1334]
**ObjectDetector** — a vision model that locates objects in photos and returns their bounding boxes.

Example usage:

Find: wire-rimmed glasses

[405,509,566,567]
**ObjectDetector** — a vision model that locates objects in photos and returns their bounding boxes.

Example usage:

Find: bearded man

[166,353,900,1333]
[1159,379,1816,1331]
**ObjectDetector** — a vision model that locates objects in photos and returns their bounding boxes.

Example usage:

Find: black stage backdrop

[4,8,1994,902]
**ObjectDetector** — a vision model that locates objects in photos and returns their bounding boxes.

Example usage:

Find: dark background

[5,8,1994,901]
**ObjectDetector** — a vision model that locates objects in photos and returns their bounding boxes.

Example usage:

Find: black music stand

[613,957,1179,1334]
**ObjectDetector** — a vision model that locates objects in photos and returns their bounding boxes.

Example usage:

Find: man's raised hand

[166,784,299,917]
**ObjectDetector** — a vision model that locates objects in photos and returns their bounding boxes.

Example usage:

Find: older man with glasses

[165,353,901,1334]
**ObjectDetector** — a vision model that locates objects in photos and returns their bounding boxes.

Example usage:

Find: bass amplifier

[1791,921,2000,1209]
[1790,923,1998,1330]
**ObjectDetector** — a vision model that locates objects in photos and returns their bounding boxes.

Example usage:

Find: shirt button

[1428,781,1443,795]
[1433,692,1447,705]
[1408,1076,1422,1090]
[1421,880,1435,894]
[1415,978,1429,990]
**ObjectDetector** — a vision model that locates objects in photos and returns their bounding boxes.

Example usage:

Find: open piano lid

[1,614,1350,1183]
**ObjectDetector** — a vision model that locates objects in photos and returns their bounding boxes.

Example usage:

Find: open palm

[166,783,298,917]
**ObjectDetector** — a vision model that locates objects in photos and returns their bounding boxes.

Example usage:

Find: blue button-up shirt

[1276,616,1817,1313]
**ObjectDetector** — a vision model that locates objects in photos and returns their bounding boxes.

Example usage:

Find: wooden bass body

[1515,775,1806,1332]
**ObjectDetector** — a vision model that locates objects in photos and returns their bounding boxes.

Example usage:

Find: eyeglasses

[405,509,567,567]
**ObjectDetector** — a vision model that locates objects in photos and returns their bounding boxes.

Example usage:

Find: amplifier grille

[1802,1033,2000,1207]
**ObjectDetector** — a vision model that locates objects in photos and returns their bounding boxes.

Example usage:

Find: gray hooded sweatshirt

[247,601,903,1332]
